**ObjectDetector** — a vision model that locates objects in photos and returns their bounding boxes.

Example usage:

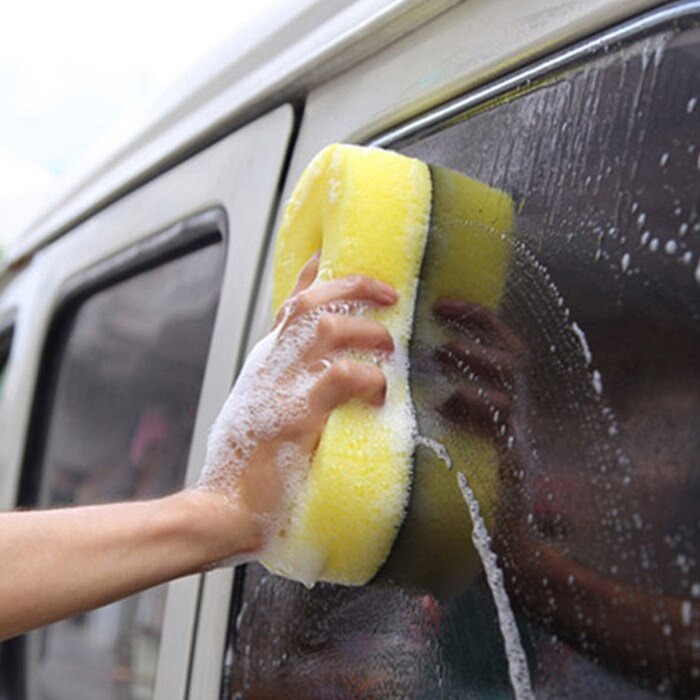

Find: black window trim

[0,318,15,376]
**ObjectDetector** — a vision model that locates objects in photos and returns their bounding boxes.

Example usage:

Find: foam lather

[265,143,512,591]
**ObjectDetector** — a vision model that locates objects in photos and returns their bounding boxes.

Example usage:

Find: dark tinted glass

[227,17,699,700]
[32,240,223,699]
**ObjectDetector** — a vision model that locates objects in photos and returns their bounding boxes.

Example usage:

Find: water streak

[457,471,535,700]
[415,434,453,469]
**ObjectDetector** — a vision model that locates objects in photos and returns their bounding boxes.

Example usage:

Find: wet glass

[227,17,699,700]
[32,242,223,700]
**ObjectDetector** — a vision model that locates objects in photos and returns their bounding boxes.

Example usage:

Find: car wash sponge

[265,144,432,586]
[263,144,512,591]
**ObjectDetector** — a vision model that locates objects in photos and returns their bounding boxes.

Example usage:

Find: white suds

[592,369,603,395]
[571,321,592,366]
[457,471,535,700]
[620,252,631,273]
[415,434,452,469]
[199,298,371,565]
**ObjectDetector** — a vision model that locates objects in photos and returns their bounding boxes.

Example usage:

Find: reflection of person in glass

[433,298,699,697]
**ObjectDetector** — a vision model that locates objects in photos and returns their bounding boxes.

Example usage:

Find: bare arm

[0,253,397,641]
[0,490,249,641]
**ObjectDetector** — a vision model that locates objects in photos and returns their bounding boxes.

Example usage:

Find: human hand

[197,253,397,560]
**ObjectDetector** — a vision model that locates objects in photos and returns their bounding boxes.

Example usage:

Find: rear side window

[22,214,225,699]
[225,12,699,700]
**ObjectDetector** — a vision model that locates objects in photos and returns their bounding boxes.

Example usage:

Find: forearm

[0,490,258,641]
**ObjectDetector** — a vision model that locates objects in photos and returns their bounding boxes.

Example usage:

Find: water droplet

[665,239,677,254]
[620,252,630,272]
[571,321,592,364]
[637,212,647,228]
[659,152,669,167]
[649,238,659,252]
[592,370,603,395]
[692,582,700,598]
[679,222,689,236]
[695,260,700,285]
[688,96,698,114]
[662,624,672,637]
[682,601,692,626]
[682,251,693,265]
[640,230,650,246]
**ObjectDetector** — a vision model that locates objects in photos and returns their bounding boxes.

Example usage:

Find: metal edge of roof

[370,0,695,148]
[4,0,460,271]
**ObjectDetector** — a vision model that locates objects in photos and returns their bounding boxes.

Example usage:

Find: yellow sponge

[265,144,512,591]
[380,165,513,596]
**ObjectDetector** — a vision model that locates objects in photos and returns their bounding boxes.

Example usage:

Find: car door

[0,105,295,700]
[190,2,699,698]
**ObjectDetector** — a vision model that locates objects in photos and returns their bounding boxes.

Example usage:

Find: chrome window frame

[370,0,700,148]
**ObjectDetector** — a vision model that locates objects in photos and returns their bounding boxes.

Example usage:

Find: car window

[25,228,224,699]
[225,16,699,700]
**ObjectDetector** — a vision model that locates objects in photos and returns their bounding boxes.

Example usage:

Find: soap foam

[199,296,377,555]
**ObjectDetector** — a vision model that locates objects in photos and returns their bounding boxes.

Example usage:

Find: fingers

[283,274,397,323]
[310,359,387,414]
[441,383,512,434]
[434,339,515,388]
[274,252,321,327]
[434,299,524,355]
[305,315,394,362]
[290,250,321,296]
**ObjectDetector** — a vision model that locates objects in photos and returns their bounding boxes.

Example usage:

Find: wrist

[166,489,264,569]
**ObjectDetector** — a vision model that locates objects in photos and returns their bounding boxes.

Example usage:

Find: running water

[415,434,453,469]
[457,470,535,700]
